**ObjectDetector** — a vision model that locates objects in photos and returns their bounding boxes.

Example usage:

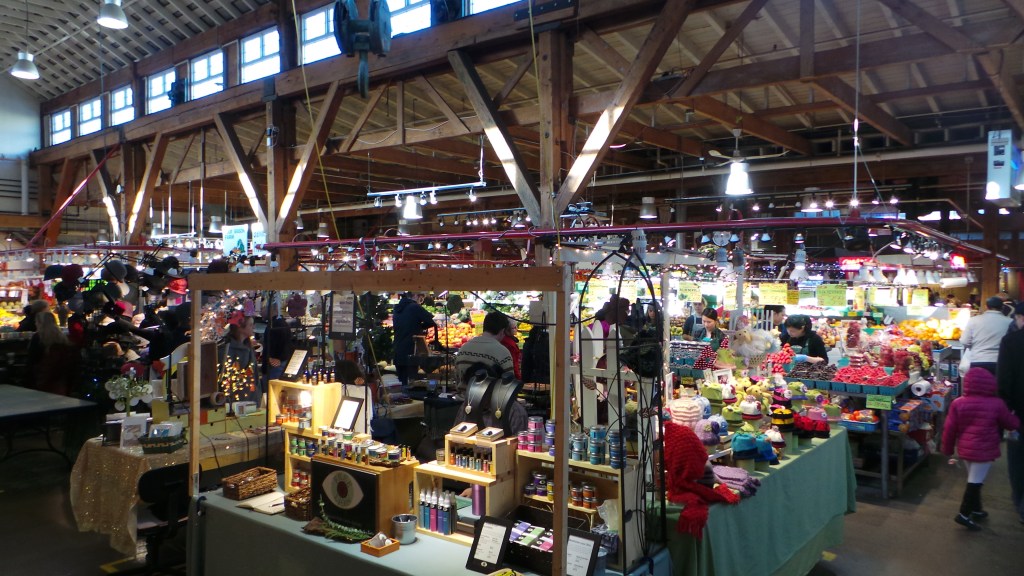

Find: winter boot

[956,483,982,530]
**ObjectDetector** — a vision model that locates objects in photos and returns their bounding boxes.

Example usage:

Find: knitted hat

[766,427,786,450]
[823,403,842,421]
[692,395,712,419]
[739,395,763,420]
[794,412,815,439]
[770,407,794,432]
[731,433,757,460]
[700,382,723,401]
[670,397,703,429]
[754,434,779,464]
[708,414,728,435]
[806,407,830,438]
[694,419,721,447]
[663,421,739,539]
[805,389,826,405]
[787,381,808,400]
[771,387,792,409]
[721,383,737,404]
[722,404,744,425]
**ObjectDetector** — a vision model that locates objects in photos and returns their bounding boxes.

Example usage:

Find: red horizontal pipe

[28,145,119,248]
[262,217,998,259]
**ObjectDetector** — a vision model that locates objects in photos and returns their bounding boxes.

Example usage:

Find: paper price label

[759,283,788,305]
[911,289,930,307]
[787,290,800,305]
[723,283,737,308]
[866,395,894,410]
[678,282,702,302]
[817,285,847,307]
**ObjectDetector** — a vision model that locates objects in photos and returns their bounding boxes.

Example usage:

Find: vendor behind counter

[779,315,828,363]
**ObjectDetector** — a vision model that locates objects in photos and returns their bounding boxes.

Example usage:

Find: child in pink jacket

[942,367,1020,530]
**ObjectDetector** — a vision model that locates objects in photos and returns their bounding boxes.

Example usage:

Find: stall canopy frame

[186,267,573,575]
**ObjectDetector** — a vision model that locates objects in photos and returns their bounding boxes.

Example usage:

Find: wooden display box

[270,380,343,491]
[311,455,417,534]
[360,538,399,557]
[443,434,517,480]
[413,460,516,546]
[515,450,643,571]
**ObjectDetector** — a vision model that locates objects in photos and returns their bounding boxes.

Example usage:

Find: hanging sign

[221,224,249,256]
[759,283,788,306]
[853,287,866,311]
[911,289,930,307]
[869,287,895,307]
[250,223,267,256]
[677,282,703,302]
[329,291,357,339]
[816,285,847,307]
[723,283,737,308]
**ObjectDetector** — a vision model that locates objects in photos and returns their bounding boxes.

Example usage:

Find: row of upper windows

[47,0,514,146]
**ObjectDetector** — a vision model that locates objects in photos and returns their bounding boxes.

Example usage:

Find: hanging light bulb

[438,219,445,228]
[429,191,437,205]
[715,204,723,213]
[894,267,908,286]
[751,202,760,212]
[850,195,860,207]
[208,215,222,233]
[700,231,710,244]
[395,195,403,208]
[804,196,822,213]
[729,232,740,243]
[11,2,39,80]
[638,197,658,220]
[295,217,304,230]
[468,190,477,202]
[419,193,427,206]
[890,195,899,205]
[857,265,873,283]
[373,197,382,208]
[724,162,752,196]
[317,222,330,239]
[760,231,771,242]
[794,232,805,244]
[906,269,920,286]
[825,196,835,209]
[403,195,423,220]
[97,0,129,29]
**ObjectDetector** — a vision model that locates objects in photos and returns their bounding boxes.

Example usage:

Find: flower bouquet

[104,369,155,414]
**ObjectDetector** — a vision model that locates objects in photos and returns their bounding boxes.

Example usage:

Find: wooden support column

[45,159,82,247]
[555,0,698,214]
[981,208,1001,297]
[215,113,269,231]
[36,165,54,216]
[127,134,169,243]
[449,50,543,224]
[537,30,573,229]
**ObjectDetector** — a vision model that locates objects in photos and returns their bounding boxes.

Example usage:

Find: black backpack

[520,325,550,384]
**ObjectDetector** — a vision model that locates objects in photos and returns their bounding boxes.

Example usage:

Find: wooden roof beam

[689,95,814,156]
[126,133,169,242]
[671,0,769,97]
[214,114,269,231]
[449,50,543,224]
[277,81,346,234]
[555,1,699,215]
[812,77,914,145]
[875,0,1024,132]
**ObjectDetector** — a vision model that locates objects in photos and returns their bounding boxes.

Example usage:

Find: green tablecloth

[656,428,857,576]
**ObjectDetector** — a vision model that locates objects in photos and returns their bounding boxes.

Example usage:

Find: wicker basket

[285,487,313,521]
[138,432,187,454]
[222,467,277,500]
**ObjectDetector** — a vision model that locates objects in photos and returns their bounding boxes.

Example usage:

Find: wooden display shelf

[414,526,474,546]
[415,461,499,486]
[523,494,596,515]
[287,452,312,463]
[516,449,622,476]
[443,434,516,481]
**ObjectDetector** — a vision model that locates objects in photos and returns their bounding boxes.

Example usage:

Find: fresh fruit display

[833,366,907,387]
[787,362,838,381]
[429,321,475,348]
[670,316,688,338]
[897,319,961,345]
[845,323,861,348]
[817,322,839,348]
[764,344,796,373]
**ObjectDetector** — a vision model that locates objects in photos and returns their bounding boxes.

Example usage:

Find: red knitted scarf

[664,421,740,539]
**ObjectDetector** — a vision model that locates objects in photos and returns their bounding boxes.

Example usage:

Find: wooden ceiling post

[214,113,269,231]
[538,29,573,229]
[44,159,82,247]
[449,49,543,224]
[126,133,168,243]
[554,1,698,215]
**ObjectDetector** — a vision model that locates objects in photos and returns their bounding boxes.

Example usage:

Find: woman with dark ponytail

[780,315,828,363]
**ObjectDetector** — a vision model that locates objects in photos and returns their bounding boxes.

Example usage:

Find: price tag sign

[787,290,800,305]
[911,289,930,307]
[853,287,866,311]
[817,284,847,307]
[678,282,702,302]
[869,287,894,307]
[723,283,737,308]
[759,283,788,305]
[866,395,894,410]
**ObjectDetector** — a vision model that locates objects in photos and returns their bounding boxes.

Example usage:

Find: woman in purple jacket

[942,367,1020,530]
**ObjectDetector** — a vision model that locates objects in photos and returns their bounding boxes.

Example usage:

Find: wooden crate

[311,455,417,534]
[270,380,342,491]
[443,434,517,480]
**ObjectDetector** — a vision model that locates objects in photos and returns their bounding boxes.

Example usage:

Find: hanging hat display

[44,265,65,281]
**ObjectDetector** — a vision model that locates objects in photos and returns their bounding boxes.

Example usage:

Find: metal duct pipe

[261,217,1000,258]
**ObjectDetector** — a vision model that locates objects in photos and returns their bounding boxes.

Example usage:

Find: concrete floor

[2,429,1024,576]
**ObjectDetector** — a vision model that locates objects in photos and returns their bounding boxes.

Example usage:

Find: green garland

[316,498,375,543]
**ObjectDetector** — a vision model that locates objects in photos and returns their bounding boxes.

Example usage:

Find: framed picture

[712,369,733,386]
[333,397,364,431]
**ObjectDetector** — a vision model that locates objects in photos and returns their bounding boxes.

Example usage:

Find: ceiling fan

[707,129,788,196]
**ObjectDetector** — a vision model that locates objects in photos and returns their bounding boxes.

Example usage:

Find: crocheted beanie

[663,421,739,539]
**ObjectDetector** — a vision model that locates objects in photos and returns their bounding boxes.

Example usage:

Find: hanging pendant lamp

[97,0,129,30]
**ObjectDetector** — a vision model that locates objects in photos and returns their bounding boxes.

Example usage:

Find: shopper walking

[961,296,1012,375]
[942,367,1020,530]
[27,311,80,396]
[997,302,1024,524]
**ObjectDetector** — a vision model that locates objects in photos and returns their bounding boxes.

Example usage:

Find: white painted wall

[0,74,40,157]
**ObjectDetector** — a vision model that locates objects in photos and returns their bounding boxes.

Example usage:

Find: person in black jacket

[779,315,828,363]
[392,292,436,387]
[997,301,1024,524]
